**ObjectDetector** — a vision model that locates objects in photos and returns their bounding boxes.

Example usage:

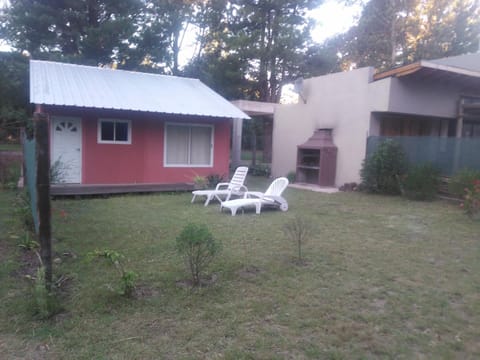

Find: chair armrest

[232,185,248,194]
[244,191,264,199]
[263,195,287,203]
[215,182,230,190]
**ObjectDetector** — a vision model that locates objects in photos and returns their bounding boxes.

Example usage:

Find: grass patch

[0,143,21,152]
[241,150,265,162]
[1,179,480,358]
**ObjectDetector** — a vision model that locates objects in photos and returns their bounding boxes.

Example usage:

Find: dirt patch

[290,258,311,267]
[176,273,218,289]
[237,265,264,280]
[0,334,55,360]
[13,249,41,278]
[133,284,161,299]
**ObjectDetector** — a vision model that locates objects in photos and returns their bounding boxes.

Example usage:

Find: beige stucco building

[271,53,480,187]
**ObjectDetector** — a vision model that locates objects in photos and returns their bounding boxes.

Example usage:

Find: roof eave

[34,103,249,120]
[373,60,480,81]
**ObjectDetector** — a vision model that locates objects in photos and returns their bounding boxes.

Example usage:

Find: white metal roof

[30,60,249,119]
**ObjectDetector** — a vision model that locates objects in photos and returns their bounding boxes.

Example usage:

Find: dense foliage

[448,168,480,198]
[176,223,221,287]
[332,0,480,71]
[461,179,480,219]
[360,140,408,195]
[0,52,29,141]
[400,163,440,201]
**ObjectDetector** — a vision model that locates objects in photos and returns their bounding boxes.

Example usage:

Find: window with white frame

[165,123,214,167]
[98,119,131,144]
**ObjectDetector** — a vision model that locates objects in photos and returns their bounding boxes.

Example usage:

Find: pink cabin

[29,60,249,195]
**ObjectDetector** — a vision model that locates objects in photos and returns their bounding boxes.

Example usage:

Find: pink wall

[47,107,231,184]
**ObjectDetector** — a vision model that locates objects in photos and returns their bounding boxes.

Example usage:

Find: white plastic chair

[220,177,289,216]
[191,166,249,206]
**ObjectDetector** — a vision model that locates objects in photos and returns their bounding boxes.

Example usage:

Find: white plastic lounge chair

[220,177,289,216]
[191,166,249,206]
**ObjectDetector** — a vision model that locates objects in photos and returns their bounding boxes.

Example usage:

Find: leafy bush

[250,164,271,177]
[176,223,221,287]
[14,191,35,232]
[192,175,208,189]
[400,163,440,201]
[18,231,39,250]
[360,140,408,195]
[448,168,480,198]
[87,249,138,297]
[25,254,61,319]
[286,171,296,184]
[50,158,70,183]
[461,179,480,219]
[207,173,226,188]
[0,155,21,189]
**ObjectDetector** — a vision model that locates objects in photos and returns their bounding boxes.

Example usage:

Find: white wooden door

[51,117,82,183]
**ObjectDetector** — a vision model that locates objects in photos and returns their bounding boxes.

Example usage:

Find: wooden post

[453,98,465,174]
[34,111,53,290]
[231,118,243,169]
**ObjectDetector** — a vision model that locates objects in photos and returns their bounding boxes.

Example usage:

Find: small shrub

[0,156,21,189]
[448,168,480,198]
[207,173,226,188]
[283,216,314,264]
[50,158,70,183]
[461,179,480,219]
[14,191,35,232]
[176,223,221,286]
[339,182,358,192]
[193,175,208,189]
[18,232,39,250]
[33,266,51,319]
[400,163,440,201]
[360,140,408,195]
[286,171,296,183]
[25,253,60,319]
[87,249,138,297]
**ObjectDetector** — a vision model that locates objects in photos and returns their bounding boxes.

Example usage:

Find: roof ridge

[29,59,199,81]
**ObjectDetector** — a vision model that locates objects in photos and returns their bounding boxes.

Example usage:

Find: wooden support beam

[34,111,53,290]
[231,118,243,169]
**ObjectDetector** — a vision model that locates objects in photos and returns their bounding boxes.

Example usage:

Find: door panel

[51,117,82,183]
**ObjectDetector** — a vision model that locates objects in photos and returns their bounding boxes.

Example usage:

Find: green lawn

[1,179,480,359]
[241,150,265,163]
[0,143,21,152]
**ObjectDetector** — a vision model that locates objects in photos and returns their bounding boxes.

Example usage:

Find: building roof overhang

[230,100,276,117]
[373,60,480,87]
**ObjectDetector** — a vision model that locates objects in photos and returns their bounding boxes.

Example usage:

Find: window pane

[166,125,189,164]
[115,122,129,141]
[101,121,114,141]
[190,126,212,165]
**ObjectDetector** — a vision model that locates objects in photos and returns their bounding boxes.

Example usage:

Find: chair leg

[255,202,261,214]
[205,194,213,206]
[191,194,196,203]
[231,207,238,216]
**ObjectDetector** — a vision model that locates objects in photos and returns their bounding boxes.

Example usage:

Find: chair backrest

[228,166,249,190]
[264,177,289,196]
